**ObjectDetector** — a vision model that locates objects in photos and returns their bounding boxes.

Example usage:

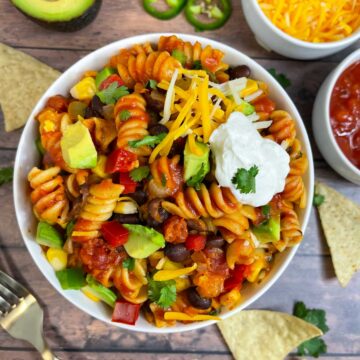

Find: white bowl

[313,49,360,185]
[14,33,314,333]
[241,0,360,60]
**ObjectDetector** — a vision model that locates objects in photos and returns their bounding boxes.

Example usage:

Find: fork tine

[0,294,12,315]
[0,282,20,306]
[0,271,29,299]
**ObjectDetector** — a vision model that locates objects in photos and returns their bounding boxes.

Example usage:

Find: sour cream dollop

[209,112,290,207]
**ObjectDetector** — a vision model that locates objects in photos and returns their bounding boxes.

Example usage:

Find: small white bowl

[313,49,360,185]
[14,33,314,333]
[241,0,360,60]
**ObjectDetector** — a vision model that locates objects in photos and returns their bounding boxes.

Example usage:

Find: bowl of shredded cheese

[241,0,360,60]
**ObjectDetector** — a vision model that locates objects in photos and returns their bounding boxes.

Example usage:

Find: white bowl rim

[249,0,360,49]
[13,32,314,333]
[322,48,360,177]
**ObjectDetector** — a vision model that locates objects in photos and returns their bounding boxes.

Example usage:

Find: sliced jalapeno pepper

[185,0,232,31]
[143,0,187,20]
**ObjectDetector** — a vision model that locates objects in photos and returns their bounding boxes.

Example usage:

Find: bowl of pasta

[14,33,314,333]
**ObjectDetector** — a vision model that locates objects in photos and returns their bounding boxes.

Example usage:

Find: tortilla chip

[0,43,60,131]
[315,181,360,287]
[218,310,322,360]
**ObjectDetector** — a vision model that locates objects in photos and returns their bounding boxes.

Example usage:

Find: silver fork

[0,270,59,359]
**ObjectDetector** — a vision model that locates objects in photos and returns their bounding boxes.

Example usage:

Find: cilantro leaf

[186,163,208,190]
[193,60,202,70]
[148,278,176,309]
[293,301,329,358]
[96,82,129,105]
[231,165,259,194]
[129,166,150,182]
[120,109,131,121]
[146,79,158,90]
[66,220,75,238]
[171,49,187,66]
[128,133,167,148]
[313,193,325,207]
[122,258,135,270]
[161,173,167,187]
[0,167,13,186]
[268,68,291,89]
[261,205,270,217]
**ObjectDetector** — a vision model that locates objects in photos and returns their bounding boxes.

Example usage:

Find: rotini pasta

[27,35,309,328]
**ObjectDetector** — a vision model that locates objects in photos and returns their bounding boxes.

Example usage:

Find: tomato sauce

[330,61,360,169]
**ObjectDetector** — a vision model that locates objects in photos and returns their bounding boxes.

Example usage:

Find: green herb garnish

[268,68,291,89]
[146,79,158,90]
[171,49,187,66]
[231,165,259,194]
[261,205,270,217]
[128,133,167,148]
[0,167,13,186]
[96,82,129,105]
[161,173,167,187]
[293,301,329,357]
[129,166,150,182]
[122,258,135,270]
[193,60,202,70]
[148,278,177,309]
[66,220,76,238]
[313,193,325,207]
[120,109,131,121]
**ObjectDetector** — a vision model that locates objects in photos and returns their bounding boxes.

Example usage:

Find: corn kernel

[220,288,241,310]
[246,257,267,283]
[46,248,68,271]
[81,287,100,302]
[43,120,56,132]
[175,277,191,292]
[70,77,96,101]
[163,258,183,271]
[92,155,109,179]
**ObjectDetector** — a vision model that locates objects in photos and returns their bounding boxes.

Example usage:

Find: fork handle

[42,347,60,360]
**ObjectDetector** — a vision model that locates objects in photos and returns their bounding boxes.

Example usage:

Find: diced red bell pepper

[185,234,206,251]
[101,221,129,247]
[119,172,138,194]
[99,74,125,91]
[224,264,250,292]
[112,300,141,325]
[106,148,138,173]
[253,97,276,114]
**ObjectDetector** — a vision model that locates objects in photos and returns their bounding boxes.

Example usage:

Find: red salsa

[330,61,360,169]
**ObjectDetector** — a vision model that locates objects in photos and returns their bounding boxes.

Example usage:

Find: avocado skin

[13,0,102,32]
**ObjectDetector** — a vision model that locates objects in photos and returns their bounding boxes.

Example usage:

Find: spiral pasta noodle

[28,166,69,227]
[158,35,229,75]
[114,93,152,156]
[162,183,238,220]
[65,170,89,198]
[72,179,124,243]
[266,110,296,148]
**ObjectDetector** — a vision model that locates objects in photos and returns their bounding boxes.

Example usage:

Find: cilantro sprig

[231,165,259,194]
[172,49,187,66]
[293,301,329,357]
[268,68,291,89]
[0,167,13,186]
[148,277,176,309]
[120,110,131,121]
[313,193,325,207]
[122,258,135,270]
[146,79,158,90]
[96,82,129,105]
[128,133,167,148]
[129,166,150,182]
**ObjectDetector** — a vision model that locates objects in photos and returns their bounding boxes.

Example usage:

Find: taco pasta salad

[27,35,308,327]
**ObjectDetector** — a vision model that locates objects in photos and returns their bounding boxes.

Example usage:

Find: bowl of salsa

[313,49,360,185]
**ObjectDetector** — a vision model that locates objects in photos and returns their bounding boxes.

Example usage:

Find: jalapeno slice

[185,0,232,31]
[143,0,187,20]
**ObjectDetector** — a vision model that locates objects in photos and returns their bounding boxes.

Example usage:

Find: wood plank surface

[0,0,359,359]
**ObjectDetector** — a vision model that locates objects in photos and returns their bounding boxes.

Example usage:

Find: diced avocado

[122,224,165,259]
[36,221,63,249]
[184,138,210,187]
[252,214,281,243]
[60,121,97,169]
[56,268,86,290]
[95,67,116,89]
[85,274,117,307]
[239,100,255,115]
[10,0,102,32]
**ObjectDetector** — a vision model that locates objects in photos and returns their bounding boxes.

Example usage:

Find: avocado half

[11,0,102,32]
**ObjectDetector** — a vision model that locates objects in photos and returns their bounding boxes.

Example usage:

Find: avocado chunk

[252,214,281,243]
[184,138,210,188]
[36,221,63,249]
[10,0,102,32]
[123,224,165,259]
[95,67,116,89]
[84,274,117,307]
[61,121,97,169]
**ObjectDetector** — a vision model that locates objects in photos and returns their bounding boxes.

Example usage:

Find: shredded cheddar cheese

[153,263,197,281]
[164,312,220,321]
[258,0,360,43]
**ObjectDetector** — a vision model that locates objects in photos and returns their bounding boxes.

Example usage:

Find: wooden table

[0,1,359,359]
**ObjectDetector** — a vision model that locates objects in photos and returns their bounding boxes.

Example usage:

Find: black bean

[187,288,212,309]
[168,137,186,157]
[187,219,207,232]
[164,244,191,263]
[127,190,148,206]
[84,95,104,118]
[113,213,140,224]
[148,111,161,127]
[228,65,251,80]
[148,199,170,223]
[143,90,165,112]
[146,216,161,228]
[205,234,225,249]
[149,124,169,136]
